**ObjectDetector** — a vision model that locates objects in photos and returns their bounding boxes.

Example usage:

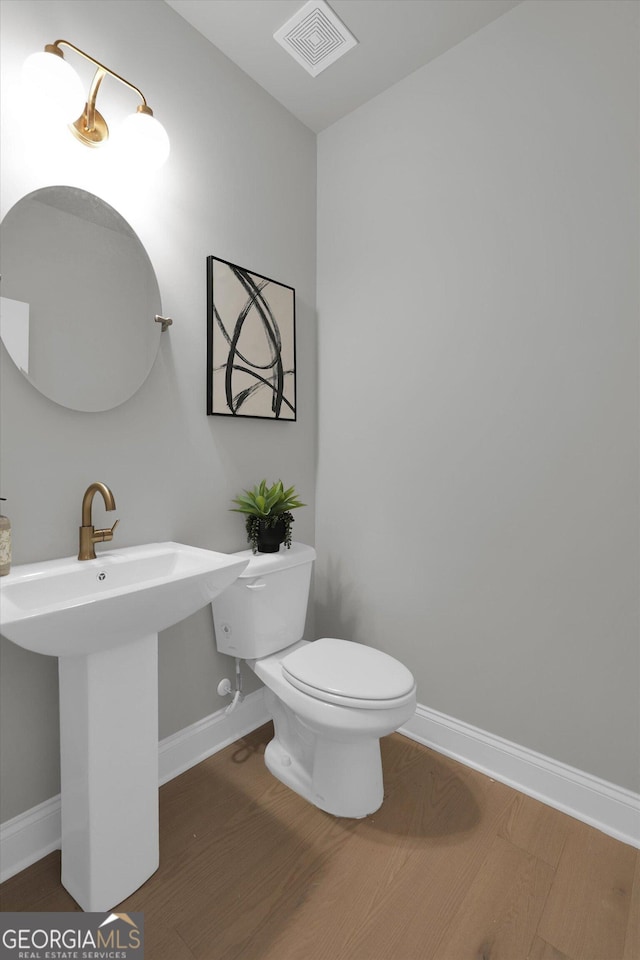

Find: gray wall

[316,0,639,792]
[0,0,317,821]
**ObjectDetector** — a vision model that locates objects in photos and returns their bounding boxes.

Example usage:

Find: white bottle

[0,498,11,576]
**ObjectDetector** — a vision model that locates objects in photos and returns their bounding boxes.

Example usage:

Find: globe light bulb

[117,108,170,172]
[22,50,85,125]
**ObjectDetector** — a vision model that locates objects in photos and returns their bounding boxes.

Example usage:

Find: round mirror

[0,186,162,412]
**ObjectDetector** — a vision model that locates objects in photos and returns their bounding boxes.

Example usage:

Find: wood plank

[498,792,571,867]
[0,852,76,912]
[172,791,356,960]
[432,835,554,959]
[537,819,637,960]
[143,923,197,960]
[528,936,572,960]
[623,850,640,960]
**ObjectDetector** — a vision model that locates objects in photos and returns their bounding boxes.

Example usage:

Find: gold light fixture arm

[83,65,108,134]
[51,39,149,108]
[47,39,155,146]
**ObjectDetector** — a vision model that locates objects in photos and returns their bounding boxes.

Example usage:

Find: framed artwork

[207,256,297,420]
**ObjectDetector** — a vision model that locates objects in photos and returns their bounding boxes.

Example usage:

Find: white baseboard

[0,794,62,885]
[0,689,269,884]
[399,704,640,849]
[2,694,638,885]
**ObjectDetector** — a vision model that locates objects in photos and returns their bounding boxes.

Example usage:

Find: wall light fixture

[22,40,170,169]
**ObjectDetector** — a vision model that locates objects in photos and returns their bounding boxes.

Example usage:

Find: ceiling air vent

[274,0,358,78]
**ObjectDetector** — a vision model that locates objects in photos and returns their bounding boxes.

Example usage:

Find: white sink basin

[0,541,249,657]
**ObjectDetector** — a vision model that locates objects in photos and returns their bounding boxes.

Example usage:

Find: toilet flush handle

[245,581,267,591]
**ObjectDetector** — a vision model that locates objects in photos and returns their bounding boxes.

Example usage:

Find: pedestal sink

[0,542,249,911]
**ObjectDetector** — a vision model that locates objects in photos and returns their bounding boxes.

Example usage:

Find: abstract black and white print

[207,256,296,420]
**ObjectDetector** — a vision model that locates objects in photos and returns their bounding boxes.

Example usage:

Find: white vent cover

[274,0,358,78]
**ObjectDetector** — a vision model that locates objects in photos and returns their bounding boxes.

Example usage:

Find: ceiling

[165,0,522,133]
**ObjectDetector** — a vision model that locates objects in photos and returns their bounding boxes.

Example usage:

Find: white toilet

[212,543,416,818]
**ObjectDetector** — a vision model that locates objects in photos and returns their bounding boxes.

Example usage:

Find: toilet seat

[281,637,416,710]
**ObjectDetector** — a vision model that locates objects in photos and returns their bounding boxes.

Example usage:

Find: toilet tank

[212,542,316,659]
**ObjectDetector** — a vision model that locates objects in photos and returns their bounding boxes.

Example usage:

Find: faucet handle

[94,519,120,543]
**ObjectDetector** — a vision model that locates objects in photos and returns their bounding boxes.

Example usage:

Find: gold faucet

[78,482,119,560]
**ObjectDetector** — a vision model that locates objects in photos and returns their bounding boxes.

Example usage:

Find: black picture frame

[207,256,297,420]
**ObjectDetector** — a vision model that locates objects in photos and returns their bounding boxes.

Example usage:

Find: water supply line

[217,658,244,715]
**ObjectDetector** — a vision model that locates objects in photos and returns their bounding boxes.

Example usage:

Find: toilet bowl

[212,543,416,818]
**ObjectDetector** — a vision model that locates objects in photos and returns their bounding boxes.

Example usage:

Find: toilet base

[264,688,384,818]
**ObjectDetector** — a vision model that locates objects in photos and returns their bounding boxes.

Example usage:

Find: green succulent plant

[231,480,305,553]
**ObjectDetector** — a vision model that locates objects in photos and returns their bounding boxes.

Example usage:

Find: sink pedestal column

[58,633,159,911]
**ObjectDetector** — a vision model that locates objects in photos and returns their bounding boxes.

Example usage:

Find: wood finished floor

[1,725,637,960]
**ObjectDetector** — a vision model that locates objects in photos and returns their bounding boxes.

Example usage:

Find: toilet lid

[281,637,415,708]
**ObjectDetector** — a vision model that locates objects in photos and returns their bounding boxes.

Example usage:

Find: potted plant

[231,479,305,554]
